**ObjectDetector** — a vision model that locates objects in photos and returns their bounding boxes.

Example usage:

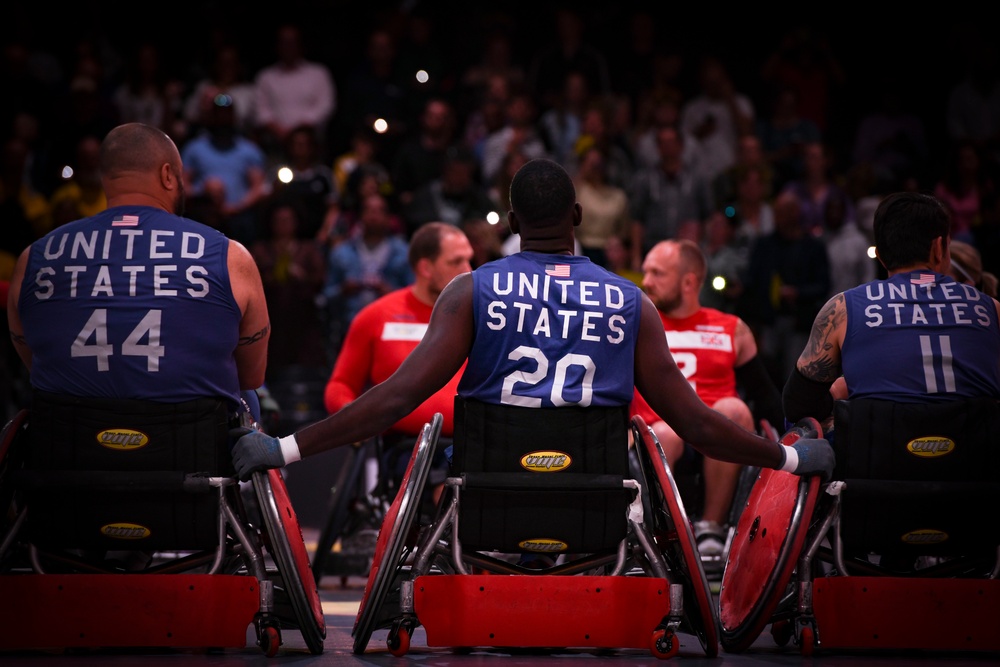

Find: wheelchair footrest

[0,574,260,650]
[413,574,672,649]
[812,575,1000,651]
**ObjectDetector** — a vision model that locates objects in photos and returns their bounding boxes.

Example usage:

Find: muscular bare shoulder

[434,272,473,316]
[798,293,846,383]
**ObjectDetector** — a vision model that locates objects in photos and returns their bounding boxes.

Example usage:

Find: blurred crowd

[2,3,1000,423]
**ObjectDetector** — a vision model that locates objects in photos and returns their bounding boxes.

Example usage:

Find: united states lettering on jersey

[861,280,993,328]
[484,271,628,342]
[30,228,212,299]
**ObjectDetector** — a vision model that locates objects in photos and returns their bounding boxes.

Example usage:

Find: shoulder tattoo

[800,294,844,383]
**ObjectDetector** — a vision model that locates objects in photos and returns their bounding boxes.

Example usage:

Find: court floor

[4,525,998,667]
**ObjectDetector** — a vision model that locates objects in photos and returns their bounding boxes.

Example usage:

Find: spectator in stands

[741,190,831,385]
[181,90,268,248]
[251,200,327,369]
[253,23,336,163]
[322,192,412,343]
[404,145,498,235]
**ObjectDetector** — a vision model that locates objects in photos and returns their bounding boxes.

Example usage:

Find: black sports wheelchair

[344,396,816,659]
[717,398,1000,656]
[0,391,326,656]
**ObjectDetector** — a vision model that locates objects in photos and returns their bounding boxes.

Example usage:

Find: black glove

[789,437,836,481]
[231,429,285,481]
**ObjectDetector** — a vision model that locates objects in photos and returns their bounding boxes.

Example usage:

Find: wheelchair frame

[350,413,720,659]
[718,414,1000,656]
[0,408,326,657]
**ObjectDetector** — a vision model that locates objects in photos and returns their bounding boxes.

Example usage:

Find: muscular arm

[6,248,31,370]
[295,274,474,457]
[633,295,784,468]
[228,240,270,389]
[795,293,845,383]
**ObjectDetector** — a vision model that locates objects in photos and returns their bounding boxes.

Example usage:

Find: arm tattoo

[800,295,844,383]
[801,355,840,382]
[239,324,269,347]
[9,331,26,347]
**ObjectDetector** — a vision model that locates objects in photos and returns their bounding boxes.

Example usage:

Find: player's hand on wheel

[231,430,285,481]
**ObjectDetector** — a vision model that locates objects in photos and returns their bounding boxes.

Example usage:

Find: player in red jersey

[632,238,783,565]
[324,222,474,497]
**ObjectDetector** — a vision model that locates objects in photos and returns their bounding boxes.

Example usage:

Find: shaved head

[100,122,180,179]
[100,123,185,214]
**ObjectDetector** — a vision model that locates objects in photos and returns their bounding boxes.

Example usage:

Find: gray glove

[231,429,285,481]
[790,438,836,481]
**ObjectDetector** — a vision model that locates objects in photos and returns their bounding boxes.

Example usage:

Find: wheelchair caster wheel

[387,626,411,657]
[650,628,679,659]
[799,626,815,657]
[771,619,792,647]
[260,625,281,657]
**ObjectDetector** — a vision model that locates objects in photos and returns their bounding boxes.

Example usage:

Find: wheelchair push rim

[718,419,823,653]
[254,468,328,654]
[351,413,441,655]
[632,415,720,658]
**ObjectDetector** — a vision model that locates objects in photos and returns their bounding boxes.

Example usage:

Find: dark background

[2,1,979,173]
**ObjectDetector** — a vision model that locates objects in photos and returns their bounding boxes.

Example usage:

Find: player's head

[409,222,474,299]
[101,122,185,215]
[873,192,950,272]
[508,158,580,244]
[642,239,707,314]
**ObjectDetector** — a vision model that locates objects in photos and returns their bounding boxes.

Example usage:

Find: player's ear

[507,210,520,235]
[160,161,178,191]
[930,235,947,272]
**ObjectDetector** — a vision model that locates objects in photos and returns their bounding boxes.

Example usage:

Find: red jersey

[632,307,739,424]
[324,287,464,437]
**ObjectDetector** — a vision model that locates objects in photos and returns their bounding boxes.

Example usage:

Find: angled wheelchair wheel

[632,415,719,658]
[0,410,29,566]
[352,413,441,655]
[253,468,327,654]
[718,418,823,654]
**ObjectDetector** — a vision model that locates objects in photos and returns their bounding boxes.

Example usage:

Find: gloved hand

[787,437,836,481]
[231,429,285,481]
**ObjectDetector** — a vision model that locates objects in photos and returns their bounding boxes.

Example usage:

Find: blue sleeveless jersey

[458,252,642,407]
[842,271,1000,402]
[19,205,243,408]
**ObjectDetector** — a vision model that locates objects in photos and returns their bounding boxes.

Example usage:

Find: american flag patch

[112,214,140,227]
[545,264,570,277]
[910,273,935,285]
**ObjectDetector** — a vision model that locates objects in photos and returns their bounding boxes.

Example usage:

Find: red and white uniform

[324,287,464,437]
[632,307,739,423]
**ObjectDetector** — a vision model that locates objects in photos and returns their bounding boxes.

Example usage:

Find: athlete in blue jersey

[7,123,271,413]
[231,158,834,481]
[784,191,1000,423]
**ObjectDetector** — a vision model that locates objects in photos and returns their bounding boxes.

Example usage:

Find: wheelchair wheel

[0,410,28,567]
[352,414,441,655]
[632,416,719,658]
[311,439,370,586]
[727,420,778,529]
[718,419,822,654]
[253,468,327,655]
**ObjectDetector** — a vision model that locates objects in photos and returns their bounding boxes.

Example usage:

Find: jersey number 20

[501,345,596,407]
